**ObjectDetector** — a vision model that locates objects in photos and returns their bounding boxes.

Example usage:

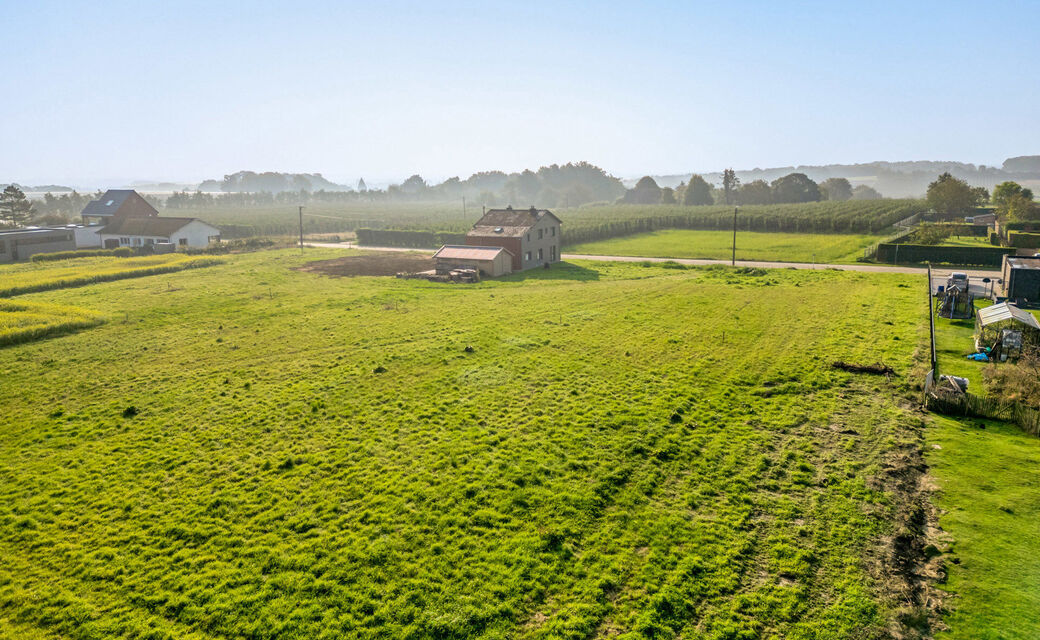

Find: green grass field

[940,237,992,248]
[565,229,882,263]
[0,248,1035,639]
[928,415,1040,639]
[0,299,103,347]
[0,250,933,639]
[0,254,221,297]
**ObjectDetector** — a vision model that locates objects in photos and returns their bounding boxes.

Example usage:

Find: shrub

[31,247,133,262]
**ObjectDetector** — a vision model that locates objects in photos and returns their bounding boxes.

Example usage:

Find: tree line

[618,171,882,207]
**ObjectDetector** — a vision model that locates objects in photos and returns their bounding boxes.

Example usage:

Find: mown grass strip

[0,256,223,297]
[0,300,104,347]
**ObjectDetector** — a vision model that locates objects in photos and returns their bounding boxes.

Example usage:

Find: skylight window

[105,200,114,206]
[494,227,503,233]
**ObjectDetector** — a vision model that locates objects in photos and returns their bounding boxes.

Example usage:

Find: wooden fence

[924,370,1040,437]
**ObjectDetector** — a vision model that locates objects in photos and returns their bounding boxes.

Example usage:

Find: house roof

[977,302,1040,329]
[81,190,140,217]
[470,206,561,231]
[468,225,530,238]
[1007,257,1040,270]
[433,245,512,260]
[98,216,211,236]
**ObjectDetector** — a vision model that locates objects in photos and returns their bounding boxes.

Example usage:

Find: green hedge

[1008,232,1040,248]
[1001,222,1040,232]
[31,247,133,262]
[875,243,1014,266]
[356,228,466,248]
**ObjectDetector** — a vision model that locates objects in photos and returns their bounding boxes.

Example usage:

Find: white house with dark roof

[96,216,221,249]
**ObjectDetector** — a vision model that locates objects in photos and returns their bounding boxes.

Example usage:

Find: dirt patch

[295,253,435,277]
[867,407,949,640]
[832,361,895,376]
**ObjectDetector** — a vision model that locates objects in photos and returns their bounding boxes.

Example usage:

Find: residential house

[465,206,562,271]
[97,217,221,249]
[80,189,158,224]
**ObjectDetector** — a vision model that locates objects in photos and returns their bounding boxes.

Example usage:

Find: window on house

[120,237,130,245]
[538,229,543,239]
[133,237,142,246]
[551,246,556,260]
[551,227,556,237]
[525,251,531,261]
[538,248,543,260]
[178,238,188,246]
[526,233,530,242]
[0,241,6,254]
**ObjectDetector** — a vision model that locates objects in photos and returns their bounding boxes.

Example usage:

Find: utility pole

[731,206,738,266]
[298,205,304,251]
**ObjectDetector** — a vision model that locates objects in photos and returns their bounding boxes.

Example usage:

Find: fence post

[928,264,938,377]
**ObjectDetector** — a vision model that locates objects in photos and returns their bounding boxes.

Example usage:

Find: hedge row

[1007,232,1040,248]
[356,229,466,248]
[875,243,1015,266]
[31,247,133,262]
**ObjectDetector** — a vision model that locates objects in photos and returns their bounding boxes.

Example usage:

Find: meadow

[0,254,222,297]
[0,249,944,639]
[565,230,882,264]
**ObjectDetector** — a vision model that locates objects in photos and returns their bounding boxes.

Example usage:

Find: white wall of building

[98,221,221,249]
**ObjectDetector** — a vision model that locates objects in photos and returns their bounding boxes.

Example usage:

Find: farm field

[0,247,1020,639]
[565,229,882,264]
[164,199,927,245]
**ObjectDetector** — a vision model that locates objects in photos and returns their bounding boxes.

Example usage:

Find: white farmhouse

[97,217,221,249]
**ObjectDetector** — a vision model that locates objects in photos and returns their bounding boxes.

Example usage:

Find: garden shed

[432,245,513,277]
[975,302,1040,360]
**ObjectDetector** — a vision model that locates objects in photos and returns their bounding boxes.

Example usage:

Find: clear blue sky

[4,0,1038,187]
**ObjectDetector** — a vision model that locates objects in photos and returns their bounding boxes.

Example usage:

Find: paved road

[303,241,1001,293]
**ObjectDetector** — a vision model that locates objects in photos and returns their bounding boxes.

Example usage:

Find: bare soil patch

[296,252,434,277]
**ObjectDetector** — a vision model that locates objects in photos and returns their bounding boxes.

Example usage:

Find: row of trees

[618,171,883,207]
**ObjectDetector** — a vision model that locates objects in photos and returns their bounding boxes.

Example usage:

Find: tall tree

[0,185,34,226]
[1005,193,1040,221]
[659,187,676,205]
[770,173,821,204]
[926,172,977,218]
[620,176,663,205]
[683,174,714,206]
[993,181,1034,209]
[851,184,882,200]
[721,168,740,205]
[819,177,852,201]
[737,180,772,205]
[357,178,367,192]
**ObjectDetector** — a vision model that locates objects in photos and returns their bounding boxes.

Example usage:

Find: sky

[3,0,1039,188]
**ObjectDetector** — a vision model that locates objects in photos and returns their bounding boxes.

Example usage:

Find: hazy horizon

[5,0,1039,187]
